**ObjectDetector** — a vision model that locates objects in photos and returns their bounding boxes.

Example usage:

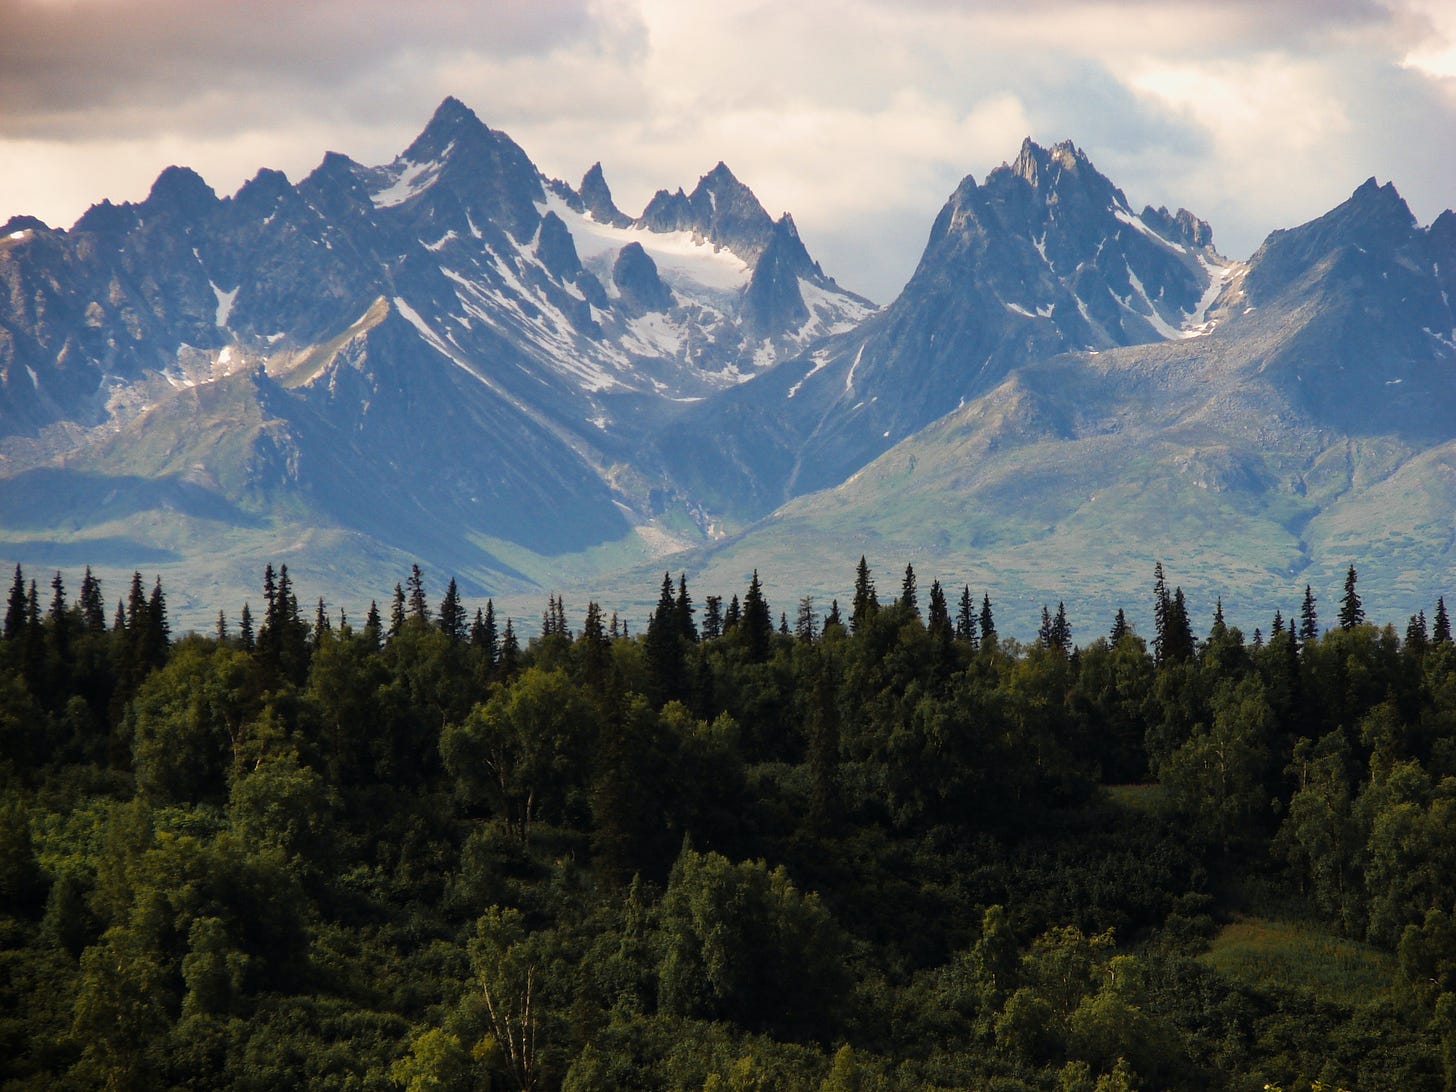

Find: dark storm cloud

[0,0,601,138]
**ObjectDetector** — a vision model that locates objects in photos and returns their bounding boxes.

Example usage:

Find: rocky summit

[1,98,1453,633]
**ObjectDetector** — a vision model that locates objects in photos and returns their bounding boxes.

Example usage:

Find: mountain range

[2,97,1453,635]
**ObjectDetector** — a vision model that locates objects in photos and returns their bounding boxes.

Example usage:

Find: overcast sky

[2,0,1453,302]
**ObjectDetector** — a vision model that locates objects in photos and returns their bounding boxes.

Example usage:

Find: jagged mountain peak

[1011,137,1092,185]
[579,162,631,227]
[144,165,218,217]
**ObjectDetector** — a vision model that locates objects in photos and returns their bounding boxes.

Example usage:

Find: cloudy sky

[2,0,1453,302]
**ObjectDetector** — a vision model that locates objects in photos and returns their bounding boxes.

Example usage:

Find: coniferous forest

[5,558,1456,1091]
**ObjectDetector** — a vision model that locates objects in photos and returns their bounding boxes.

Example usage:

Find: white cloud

[0,0,1452,302]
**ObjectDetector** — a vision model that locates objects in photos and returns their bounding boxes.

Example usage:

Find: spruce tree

[1051,601,1071,653]
[388,584,405,640]
[1165,587,1193,663]
[741,570,773,661]
[79,566,106,632]
[956,584,975,642]
[313,597,331,644]
[438,578,466,642]
[1339,566,1364,630]
[498,619,521,676]
[239,603,255,650]
[979,593,996,645]
[646,573,686,702]
[1435,597,1451,645]
[1300,584,1319,643]
[406,565,428,623]
[795,595,818,642]
[779,612,789,635]
[142,577,169,668]
[851,556,878,633]
[48,571,69,656]
[216,610,229,642]
[3,564,25,642]
[1038,605,1054,648]
[702,596,723,640]
[1153,562,1170,665]
[581,601,610,685]
[1109,609,1129,644]
[1407,611,1429,652]
[675,574,697,642]
[724,594,741,632]
[927,581,951,639]
[480,601,498,662]
[362,601,381,647]
[824,599,843,633]
[900,563,919,617]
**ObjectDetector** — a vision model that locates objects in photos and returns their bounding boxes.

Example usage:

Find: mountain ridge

[2,99,1453,633]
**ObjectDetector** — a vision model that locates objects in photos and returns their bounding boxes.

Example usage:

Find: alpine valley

[2,97,1454,635]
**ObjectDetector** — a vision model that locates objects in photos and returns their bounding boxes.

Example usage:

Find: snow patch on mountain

[542,194,749,297]
[211,282,238,327]
[370,145,452,208]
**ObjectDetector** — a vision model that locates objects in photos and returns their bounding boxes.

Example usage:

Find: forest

[3,557,1456,1091]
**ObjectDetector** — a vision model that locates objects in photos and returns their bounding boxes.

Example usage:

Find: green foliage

[4,560,1456,1089]
[658,843,848,1041]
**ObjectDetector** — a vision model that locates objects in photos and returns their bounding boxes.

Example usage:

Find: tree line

[3,556,1456,1090]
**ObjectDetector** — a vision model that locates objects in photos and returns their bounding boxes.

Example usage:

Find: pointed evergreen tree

[1252,627,1263,649]
[479,601,498,663]
[498,618,521,677]
[979,593,996,645]
[48,571,70,657]
[702,595,724,640]
[795,595,818,642]
[216,610,229,642]
[1407,610,1430,653]
[1109,609,1129,644]
[824,598,843,633]
[1152,562,1170,665]
[313,597,331,644]
[362,601,381,647]
[580,600,610,685]
[239,603,255,651]
[646,573,686,702]
[1339,565,1364,630]
[388,584,405,641]
[79,566,106,632]
[1211,596,1227,637]
[675,573,697,642]
[113,598,126,634]
[1038,605,1054,648]
[470,607,487,647]
[125,572,148,637]
[724,594,741,632]
[1271,609,1284,635]
[779,611,790,635]
[927,580,951,640]
[851,556,878,633]
[3,564,25,642]
[1164,587,1193,664]
[1300,584,1319,643]
[1435,597,1451,645]
[956,584,976,642]
[438,577,466,642]
[142,576,170,668]
[741,570,773,661]
[1050,601,1071,653]
[900,563,919,617]
[406,564,428,623]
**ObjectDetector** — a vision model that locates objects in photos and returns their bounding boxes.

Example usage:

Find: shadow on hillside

[0,468,263,531]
